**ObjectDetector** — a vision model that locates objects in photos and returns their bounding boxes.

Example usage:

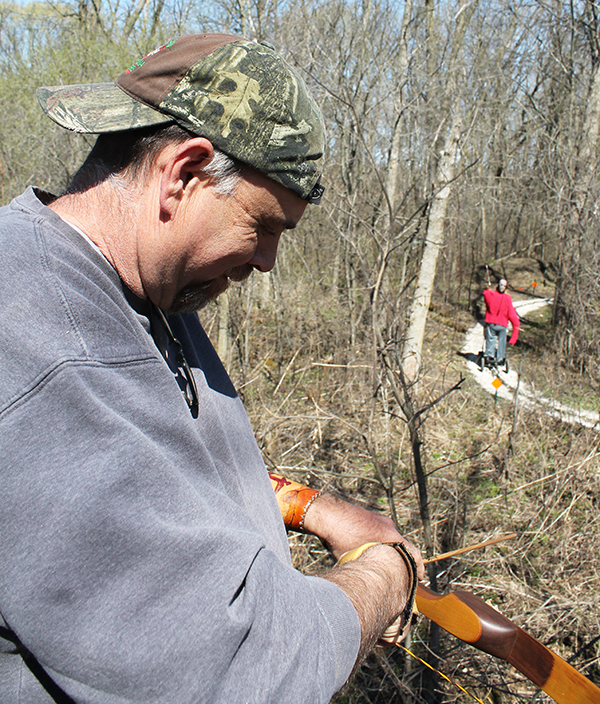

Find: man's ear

[158,137,215,219]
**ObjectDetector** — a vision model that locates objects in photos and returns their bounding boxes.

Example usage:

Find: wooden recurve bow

[416,584,600,704]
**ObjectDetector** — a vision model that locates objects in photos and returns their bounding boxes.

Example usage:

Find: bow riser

[416,584,600,704]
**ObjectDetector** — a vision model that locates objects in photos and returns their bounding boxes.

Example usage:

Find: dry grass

[201,280,600,703]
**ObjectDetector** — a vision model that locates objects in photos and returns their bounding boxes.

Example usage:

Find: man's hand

[302,493,424,580]
[281,486,424,669]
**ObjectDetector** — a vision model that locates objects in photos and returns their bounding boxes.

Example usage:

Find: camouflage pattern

[36,36,325,202]
[36,83,170,133]
[157,41,324,202]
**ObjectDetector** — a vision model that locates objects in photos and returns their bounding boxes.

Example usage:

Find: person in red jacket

[482,279,520,365]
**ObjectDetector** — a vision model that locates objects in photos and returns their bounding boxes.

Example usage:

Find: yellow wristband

[337,542,380,564]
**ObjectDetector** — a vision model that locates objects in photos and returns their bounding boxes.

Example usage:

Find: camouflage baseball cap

[36,34,325,203]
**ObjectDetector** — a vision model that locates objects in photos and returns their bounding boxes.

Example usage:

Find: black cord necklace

[149,303,199,415]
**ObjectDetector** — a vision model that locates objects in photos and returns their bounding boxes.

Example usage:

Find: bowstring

[396,643,487,704]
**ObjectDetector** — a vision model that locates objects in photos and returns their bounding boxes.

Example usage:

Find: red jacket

[483,288,520,344]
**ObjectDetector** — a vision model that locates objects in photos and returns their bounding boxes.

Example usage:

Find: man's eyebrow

[284,218,300,230]
[264,215,300,231]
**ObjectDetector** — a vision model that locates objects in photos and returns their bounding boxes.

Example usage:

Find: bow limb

[416,584,600,704]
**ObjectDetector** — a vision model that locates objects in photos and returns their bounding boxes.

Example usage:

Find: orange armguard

[269,472,322,533]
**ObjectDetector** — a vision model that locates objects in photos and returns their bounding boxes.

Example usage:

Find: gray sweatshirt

[0,188,360,704]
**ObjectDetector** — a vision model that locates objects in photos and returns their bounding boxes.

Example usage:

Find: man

[0,34,423,703]
[482,278,520,365]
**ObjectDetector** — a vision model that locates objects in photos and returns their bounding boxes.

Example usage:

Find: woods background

[2,0,599,701]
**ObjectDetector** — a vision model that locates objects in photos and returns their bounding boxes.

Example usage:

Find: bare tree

[402,0,480,383]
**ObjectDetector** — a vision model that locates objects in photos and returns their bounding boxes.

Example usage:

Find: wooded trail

[462,298,600,429]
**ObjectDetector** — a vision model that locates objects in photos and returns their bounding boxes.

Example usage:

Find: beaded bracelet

[269,472,322,533]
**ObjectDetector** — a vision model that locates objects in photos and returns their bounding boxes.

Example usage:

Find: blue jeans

[485,323,507,361]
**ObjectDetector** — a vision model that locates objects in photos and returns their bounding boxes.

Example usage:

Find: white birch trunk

[402,107,461,382]
[401,0,478,383]
[217,291,231,370]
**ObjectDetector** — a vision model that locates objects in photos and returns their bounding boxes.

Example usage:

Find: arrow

[423,533,517,564]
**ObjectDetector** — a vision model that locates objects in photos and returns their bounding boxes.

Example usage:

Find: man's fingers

[377,614,407,646]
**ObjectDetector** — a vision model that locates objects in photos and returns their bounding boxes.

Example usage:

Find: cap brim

[36,83,173,134]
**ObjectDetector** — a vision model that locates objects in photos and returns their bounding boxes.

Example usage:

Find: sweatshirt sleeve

[0,361,360,704]
[508,299,520,344]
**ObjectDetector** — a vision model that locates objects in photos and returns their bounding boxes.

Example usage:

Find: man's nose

[249,235,281,272]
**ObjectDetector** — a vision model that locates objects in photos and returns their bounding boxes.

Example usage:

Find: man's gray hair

[66,123,244,196]
[202,149,243,196]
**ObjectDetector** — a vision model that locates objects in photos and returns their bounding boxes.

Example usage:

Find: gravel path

[461,298,600,429]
